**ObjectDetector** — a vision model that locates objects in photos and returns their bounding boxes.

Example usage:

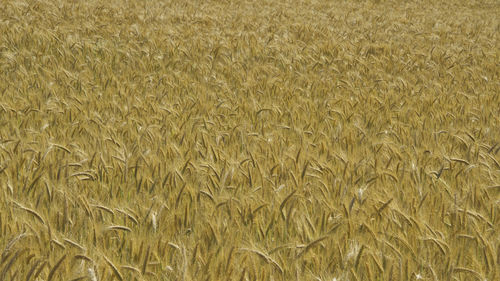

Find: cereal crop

[0,0,499,280]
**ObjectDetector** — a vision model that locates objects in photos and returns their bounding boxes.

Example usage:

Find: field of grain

[0,0,499,280]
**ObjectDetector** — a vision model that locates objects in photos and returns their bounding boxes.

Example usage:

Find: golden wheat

[0,0,498,280]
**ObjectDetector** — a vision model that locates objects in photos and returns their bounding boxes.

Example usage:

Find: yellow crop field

[0,0,498,280]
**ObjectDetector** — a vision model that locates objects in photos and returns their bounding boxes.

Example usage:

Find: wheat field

[0,0,499,280]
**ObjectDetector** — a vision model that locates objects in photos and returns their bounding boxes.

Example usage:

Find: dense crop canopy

[0,0,498,280]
